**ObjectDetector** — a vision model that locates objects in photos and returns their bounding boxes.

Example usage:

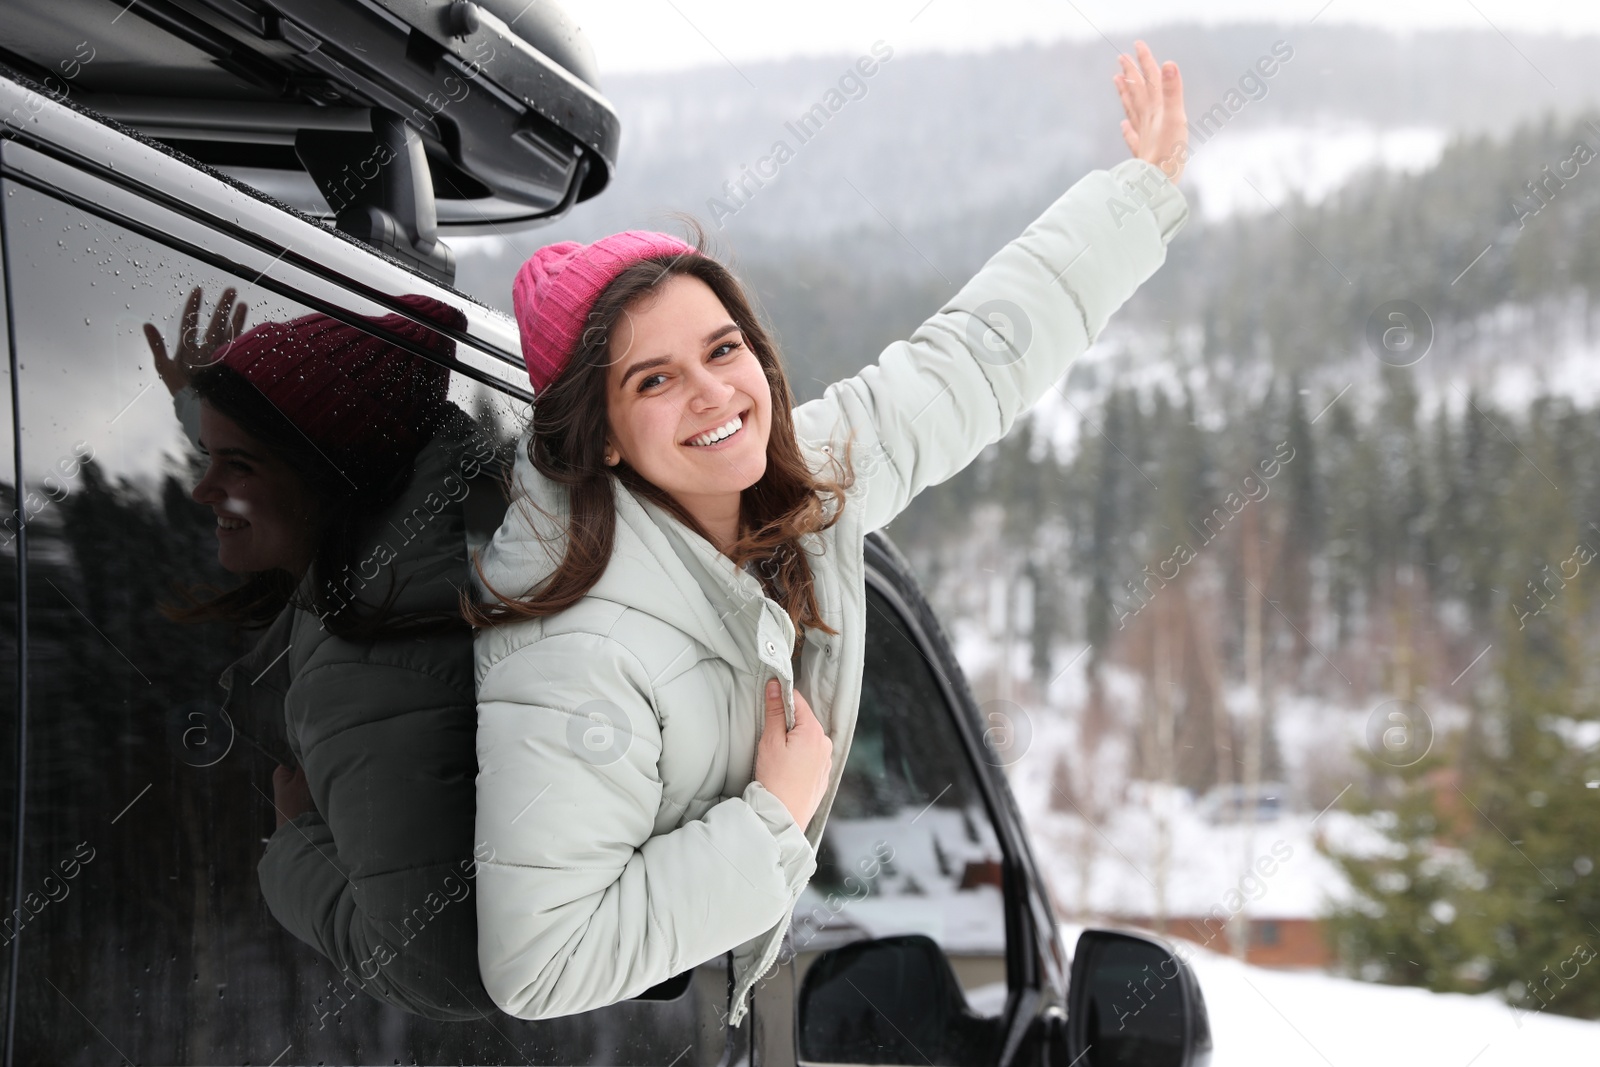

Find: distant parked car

[1199,782,1291,825]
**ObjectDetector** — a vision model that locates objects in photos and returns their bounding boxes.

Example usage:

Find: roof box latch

[295,109,456,285]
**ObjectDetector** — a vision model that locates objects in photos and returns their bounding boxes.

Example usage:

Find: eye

[712,339,742,358]
[637,372,666,393]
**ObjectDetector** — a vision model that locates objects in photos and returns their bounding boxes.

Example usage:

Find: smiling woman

[464,38,1193,1029]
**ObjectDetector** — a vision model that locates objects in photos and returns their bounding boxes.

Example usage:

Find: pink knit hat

[207,293,459,479]
[513,230,698,393]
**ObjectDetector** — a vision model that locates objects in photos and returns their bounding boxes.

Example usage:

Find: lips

[683,408,750,448]
[215,513,248,533]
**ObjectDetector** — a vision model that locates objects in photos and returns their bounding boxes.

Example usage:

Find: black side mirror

[798,934,1004,1065]
[1064,929,1212,1067]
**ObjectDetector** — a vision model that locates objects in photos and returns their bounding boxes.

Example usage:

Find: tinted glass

[789,583,1009,1018]
[0,177,732,1066]
[0,201,19,1043]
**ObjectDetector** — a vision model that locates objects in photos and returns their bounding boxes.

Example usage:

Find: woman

[146,288,503,1021]
[468,41,1190,1026]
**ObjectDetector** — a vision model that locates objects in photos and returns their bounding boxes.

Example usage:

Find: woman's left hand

[1113,39,1187,185]
[271,763,315,828]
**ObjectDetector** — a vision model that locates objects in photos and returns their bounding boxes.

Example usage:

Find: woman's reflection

[144,287,500,1021]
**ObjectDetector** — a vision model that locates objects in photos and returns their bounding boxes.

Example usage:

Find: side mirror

[797,934,1003,1064]
[1064,929,1212,1067]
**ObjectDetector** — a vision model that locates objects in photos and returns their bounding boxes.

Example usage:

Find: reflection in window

[1,180,727,1065]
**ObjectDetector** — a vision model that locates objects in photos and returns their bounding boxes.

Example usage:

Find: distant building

[1038,780,1365,971]
[1111,914,1332,968]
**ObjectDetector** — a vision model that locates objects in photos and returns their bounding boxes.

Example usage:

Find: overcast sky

[560,0,1600,76]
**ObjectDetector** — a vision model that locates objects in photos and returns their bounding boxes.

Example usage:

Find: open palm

[1114,39,1188,185]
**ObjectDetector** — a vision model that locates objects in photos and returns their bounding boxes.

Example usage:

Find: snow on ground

[1179,939,1600,1066]
[1057,921,1600,1065]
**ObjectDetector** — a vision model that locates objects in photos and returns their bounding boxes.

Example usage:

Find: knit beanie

[207,293,460,480]
[512,230,698,393]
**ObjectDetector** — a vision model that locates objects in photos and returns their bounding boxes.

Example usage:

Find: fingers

[143,323,169,365]
[1113,70,1137,123]
[1162,60,1185,117]
[202,287,238,352]
[179,287,203,354]
[230,300,248,342]
[1114,55,1143,124]
[1134,39,1164,106]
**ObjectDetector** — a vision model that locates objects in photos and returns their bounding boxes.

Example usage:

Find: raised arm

[794,39,1190,533]
[794,156,1188,533]
[474,629,817,1019]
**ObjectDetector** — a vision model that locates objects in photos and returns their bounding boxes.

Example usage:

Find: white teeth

[217,515,247,530]
[689,413,742,447]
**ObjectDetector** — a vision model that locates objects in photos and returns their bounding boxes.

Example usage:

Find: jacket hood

[472,430,785,678]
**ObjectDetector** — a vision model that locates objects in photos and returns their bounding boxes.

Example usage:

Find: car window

[1,176,734,1066]
[789,583,1010,1020]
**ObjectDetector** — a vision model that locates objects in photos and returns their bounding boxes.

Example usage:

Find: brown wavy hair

[463,220,862,647]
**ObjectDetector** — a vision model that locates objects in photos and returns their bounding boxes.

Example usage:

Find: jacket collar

[473,431,769,675]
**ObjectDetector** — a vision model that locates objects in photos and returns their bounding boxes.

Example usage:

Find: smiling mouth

[215,513,248,532]
[684,408,751,448]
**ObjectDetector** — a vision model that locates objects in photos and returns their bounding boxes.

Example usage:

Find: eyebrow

[617,323,742,391]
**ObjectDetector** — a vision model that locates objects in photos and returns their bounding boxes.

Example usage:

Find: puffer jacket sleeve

[475,629,818,1020]
[793,156,1189,533]
[256,651,495,1021]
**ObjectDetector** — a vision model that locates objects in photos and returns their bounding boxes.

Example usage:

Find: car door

[0,74,740,1067]
[748,534,1070,1067]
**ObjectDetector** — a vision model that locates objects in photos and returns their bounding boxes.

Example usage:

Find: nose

[191,461,223,506]
[684,358,736,412]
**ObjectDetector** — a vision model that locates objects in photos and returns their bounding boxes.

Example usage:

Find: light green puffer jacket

[471,157,1190,1028]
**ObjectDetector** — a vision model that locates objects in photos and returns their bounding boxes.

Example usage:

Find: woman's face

[191,401,319,576]
[603,273,773,507]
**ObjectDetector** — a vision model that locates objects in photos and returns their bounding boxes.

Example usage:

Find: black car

[0,0,1212,1063]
